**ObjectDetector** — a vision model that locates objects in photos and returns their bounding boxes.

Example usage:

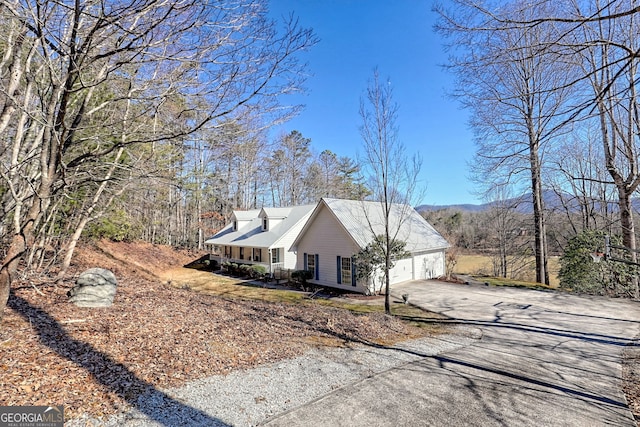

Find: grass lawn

[161,267,309,303]
[160,267,447,332]
[452,254,560,288]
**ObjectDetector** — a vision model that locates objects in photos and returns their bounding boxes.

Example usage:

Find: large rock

[68,268,117,308]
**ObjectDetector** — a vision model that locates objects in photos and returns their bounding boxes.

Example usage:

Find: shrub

[85,210,142,242]
[559,230,637,297]
[229,263,239,274]
[559,230,607,294]
[250,264,267,278]
[237,264,250,275]
[291,269,312,284]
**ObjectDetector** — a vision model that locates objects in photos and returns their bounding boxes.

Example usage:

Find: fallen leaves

[0,241,429,421]
[622,343,640,424]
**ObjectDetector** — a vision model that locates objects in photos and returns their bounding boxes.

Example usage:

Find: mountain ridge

[417,190,627,214]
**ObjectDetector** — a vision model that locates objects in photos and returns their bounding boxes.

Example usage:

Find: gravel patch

[69,326,479,427]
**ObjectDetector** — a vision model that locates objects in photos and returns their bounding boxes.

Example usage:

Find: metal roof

[260,207,292,218]
[303,198,449,252]
[232,209,260,221]
[205,204,315,249]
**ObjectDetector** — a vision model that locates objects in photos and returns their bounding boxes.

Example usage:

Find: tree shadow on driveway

[430,354,629,408]
[386,314,639,425]
[397,313,639,347]
[8,294,228,426]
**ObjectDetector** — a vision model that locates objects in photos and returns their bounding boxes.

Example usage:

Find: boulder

[68,268,117,308]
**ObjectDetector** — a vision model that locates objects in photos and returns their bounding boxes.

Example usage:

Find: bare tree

[359,69,423,314]
[318,150,340,196]
[546,129,617,235]
[576,0,640,298]
[483,188,533,280]
[0,0,317,320]
[436,0,640,297]
[281,130,312,205]
[204,116,269,213]
[437,1,577,285]
[264,130,312,206]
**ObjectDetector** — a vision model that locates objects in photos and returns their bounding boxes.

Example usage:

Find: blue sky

[268,0,479,205]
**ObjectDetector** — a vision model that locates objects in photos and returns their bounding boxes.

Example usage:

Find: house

[291,198,449,294]
[204,204,316,274]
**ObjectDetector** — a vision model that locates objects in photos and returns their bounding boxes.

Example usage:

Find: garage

[390,257,414,284]
[414,251,446,280]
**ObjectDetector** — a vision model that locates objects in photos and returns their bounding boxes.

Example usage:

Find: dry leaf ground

[0,241,440,421]
[623,342,640,424]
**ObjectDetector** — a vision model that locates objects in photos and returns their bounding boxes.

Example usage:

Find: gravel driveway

[68,327,478,426]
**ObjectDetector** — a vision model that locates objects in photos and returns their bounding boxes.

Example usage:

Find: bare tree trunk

[359,70,423,315]
[57,147,126,280]
[0,233,26,317]
[0,169,54,319]
[384,246,391,314]
[618,190,639,298]
[530,155,549,285]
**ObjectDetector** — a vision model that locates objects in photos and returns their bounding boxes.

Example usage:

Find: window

[239,247,244,260]
[341,257,352,285]
[262,217,268,231]
[271,248,281,264]
[305,253,319,280]
[254,248,262,262]
[307,253,315,273]
[233,220,237,231]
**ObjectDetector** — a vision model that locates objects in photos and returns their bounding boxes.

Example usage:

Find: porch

[209,244,286,275]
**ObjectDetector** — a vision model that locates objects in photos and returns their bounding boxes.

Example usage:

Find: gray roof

[205,204,315,249]
[260,207,291,218]
[233,210,260,221]
[299,198,449,252]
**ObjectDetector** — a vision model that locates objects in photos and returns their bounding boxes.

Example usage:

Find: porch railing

[217,256,285,273]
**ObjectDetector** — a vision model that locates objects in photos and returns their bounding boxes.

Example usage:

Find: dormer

[230,210,255,231]
[259,207,289,232]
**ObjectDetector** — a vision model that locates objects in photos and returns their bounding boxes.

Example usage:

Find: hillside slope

[1,240,429,421]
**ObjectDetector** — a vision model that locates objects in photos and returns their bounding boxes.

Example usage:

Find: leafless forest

[435,0,640,297]
[2,0,640,320]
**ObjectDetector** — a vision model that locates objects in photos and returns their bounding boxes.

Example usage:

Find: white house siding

[296,205,362,292]
[280,246,296,271]
[273,214,314,271]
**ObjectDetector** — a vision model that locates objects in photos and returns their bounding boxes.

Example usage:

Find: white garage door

[414,252,445,279]
[390,258,413,285]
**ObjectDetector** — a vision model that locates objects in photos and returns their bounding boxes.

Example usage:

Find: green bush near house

[220,262,267,280]
[239,264,251,276]
[291,269,312,284]
[250,264,267,278]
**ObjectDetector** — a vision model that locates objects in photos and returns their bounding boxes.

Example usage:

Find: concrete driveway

[263,281,640,426]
